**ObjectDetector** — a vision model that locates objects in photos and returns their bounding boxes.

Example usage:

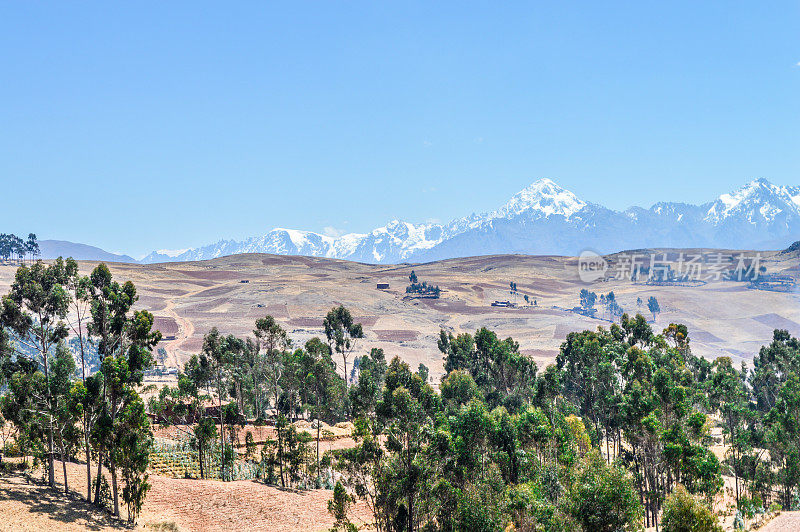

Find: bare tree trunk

[218,373,225,480]
[111,460,119,517]
[276,389,284,487]
[60,440,69,494]
[85,436,92,503]
[110,392,120,517]
[199,442,204,480]
[94,448,104,506]
[47,417,55,487]
[42,340,55,488]
[80,336,92,502]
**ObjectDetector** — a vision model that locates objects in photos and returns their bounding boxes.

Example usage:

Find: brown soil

[0,460,371,532]
[759,512,800,531]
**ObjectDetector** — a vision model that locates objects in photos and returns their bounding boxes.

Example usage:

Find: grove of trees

[406,270,441,298]
[328,317,800,530]
[0,258,160,523]
[0,233,39,263]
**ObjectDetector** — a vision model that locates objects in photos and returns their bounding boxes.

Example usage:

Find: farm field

[2,249,798,532]
[1,249,797,381]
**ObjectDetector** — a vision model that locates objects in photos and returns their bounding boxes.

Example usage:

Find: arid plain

[2,248,797,381]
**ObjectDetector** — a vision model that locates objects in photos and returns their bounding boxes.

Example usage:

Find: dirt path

[164,300,194,368]
[162,298,195,366]
[759,511,800,531]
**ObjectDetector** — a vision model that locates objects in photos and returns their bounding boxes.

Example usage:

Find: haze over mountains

[38,239,137,263]
[137,178,800,264]
[33,178,800,264]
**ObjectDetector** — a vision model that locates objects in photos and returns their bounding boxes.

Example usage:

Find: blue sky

[1,2,798,258]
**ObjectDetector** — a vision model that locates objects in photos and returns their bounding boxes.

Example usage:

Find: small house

[377,283,390,290]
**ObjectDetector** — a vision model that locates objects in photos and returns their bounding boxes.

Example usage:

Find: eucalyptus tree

[201,328,235,479]
[647,296,660,322]
[323,305,364,388]
[375,357,440,532]
[115,393,152,523]
[709,357,752,504]
[764,372,800,509]
[0,258,71,487]
[254,315,291,411]
[253,315,292,484]
[557,327,621,452]
[148,371,211,477]
[350,348,388,419]
[50,342,79,494]
[750,329,800,414]
[301,337,346,485]
[88,263,161,516]
[0,322,13,386]
[65,257,96,500]
[26,233,39,263]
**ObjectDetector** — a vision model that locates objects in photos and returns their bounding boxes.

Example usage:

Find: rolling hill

[4,249,796,381]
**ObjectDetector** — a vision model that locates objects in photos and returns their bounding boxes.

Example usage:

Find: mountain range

[135,178,800,264]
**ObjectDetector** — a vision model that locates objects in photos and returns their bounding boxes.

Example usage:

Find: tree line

[0,233,39,263]
[149,305,370,486]
[580,288,660,322]
[329,316,800,530]
[0,258,160,523]
[406,270,441,297]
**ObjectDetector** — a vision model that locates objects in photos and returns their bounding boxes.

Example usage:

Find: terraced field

[1,249,798,382]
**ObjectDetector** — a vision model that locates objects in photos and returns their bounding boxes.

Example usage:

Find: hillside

[0,460,369,531]
[38,239,137,263]
[3,249,797,380]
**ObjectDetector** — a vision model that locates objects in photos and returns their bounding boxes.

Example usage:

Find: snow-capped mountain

[491,178,587,220]
[141,178,800,264]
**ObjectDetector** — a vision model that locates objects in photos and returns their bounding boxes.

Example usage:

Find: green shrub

[565,452,642,532]
[327,481,356,532]
[661,485,722,532]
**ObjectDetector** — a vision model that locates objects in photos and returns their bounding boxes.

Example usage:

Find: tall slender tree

[323,306,364,388]
[26,233,39,264]
[254,316,291,485]
[88,263,160,516]
[0,258,71,487]
[64,258,96,501]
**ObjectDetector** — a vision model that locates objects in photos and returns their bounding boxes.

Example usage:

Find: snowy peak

[140,178,800,264]
[705,178,800,224]
[491,178,586,220]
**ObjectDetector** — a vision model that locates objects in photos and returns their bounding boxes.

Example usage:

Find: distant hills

[38,240,136,263]
[140,178,800,264]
